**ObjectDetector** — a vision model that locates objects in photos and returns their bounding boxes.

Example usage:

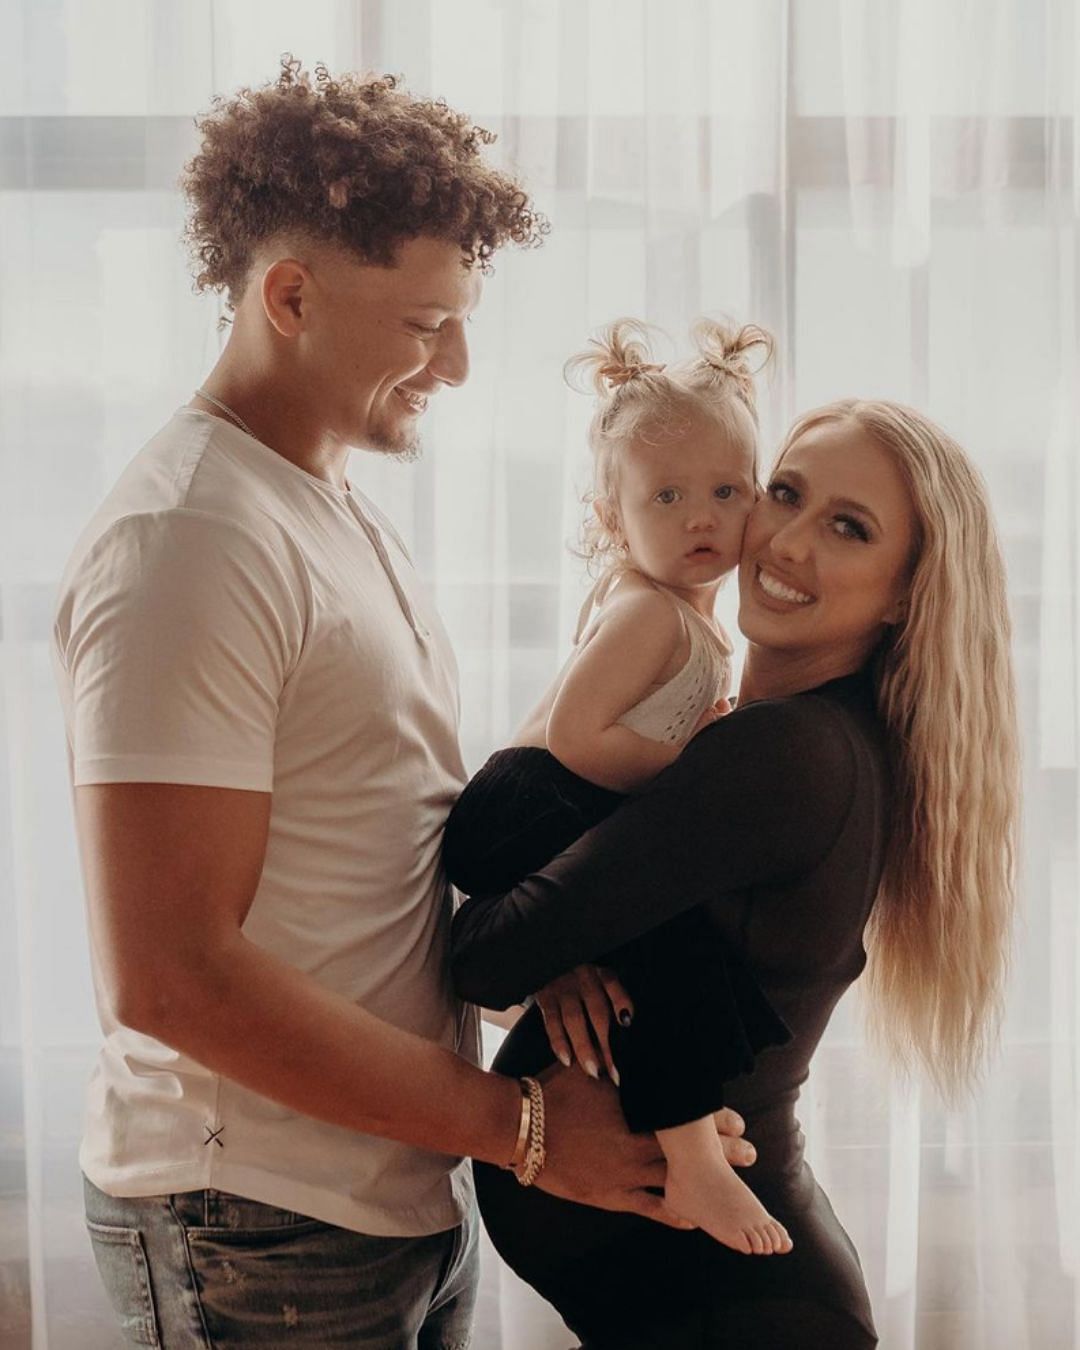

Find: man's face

[298,235,483,456]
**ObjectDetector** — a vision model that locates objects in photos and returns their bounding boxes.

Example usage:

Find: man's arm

[77,780,752,1215]
[77,781,521,1161]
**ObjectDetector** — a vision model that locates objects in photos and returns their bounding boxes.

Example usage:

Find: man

[55,59,753,1345]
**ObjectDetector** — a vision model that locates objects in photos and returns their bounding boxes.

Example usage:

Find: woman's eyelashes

[767,479,798,507]
[766,480,872,542]
[833,514,871,542]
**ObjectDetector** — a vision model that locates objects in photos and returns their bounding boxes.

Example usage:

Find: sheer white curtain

[0,1,1073,1346]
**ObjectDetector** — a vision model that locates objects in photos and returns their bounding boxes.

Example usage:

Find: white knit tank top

[618,592,733,746]
[574,570,734,749]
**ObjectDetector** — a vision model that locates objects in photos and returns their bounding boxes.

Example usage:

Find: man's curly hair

[181,55,548,308]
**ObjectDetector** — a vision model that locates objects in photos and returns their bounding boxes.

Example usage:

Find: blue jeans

[83,1175,478,1348]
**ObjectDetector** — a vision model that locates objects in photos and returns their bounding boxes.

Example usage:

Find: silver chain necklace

[194,387,258,440]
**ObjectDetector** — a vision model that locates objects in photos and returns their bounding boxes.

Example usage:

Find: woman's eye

[833,515,870,542]
[714,485,734,500]
[410,322,440,338]
[655,488,680,505]
[768,481,798,506]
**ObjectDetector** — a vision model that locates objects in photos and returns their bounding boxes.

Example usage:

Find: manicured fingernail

[618,1009,632,1027]
[557,1051,571,1068]
[584,1059,599,1079]
[610,1066,621,1086]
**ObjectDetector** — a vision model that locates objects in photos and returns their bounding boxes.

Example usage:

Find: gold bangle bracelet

[506,1077,532,1171]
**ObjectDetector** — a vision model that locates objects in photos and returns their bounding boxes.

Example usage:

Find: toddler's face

[604,411,756,596]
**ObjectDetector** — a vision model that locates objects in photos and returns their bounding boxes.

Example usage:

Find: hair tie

[598,361,664,389]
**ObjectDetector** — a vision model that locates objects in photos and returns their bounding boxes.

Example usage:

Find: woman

[450,399,1020,1348]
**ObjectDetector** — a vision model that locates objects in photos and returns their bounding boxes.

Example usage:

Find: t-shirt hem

[79,1156,471,1239]
[73,755,273,791]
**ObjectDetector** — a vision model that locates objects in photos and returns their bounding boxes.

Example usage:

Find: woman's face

[738,417,917,671]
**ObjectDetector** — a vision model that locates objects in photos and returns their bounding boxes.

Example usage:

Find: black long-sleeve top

[450,667,890,1192]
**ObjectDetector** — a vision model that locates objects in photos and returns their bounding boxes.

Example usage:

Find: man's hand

[534,1064,756,1227]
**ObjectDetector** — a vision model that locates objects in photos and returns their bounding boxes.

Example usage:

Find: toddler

[444,318,792,1256]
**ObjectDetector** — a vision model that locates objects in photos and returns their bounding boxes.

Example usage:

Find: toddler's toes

[770,1221,793,1254]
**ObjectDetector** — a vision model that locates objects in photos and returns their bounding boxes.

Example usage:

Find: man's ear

[260,257,310,337]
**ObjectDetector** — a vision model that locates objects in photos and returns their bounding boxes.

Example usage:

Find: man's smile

[394,386,429,414]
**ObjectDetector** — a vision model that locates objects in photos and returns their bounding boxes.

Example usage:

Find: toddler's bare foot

[665,1153,793,1256]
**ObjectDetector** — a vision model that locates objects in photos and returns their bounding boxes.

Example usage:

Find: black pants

[477,1007,878,1350]
[444,746,789,1132]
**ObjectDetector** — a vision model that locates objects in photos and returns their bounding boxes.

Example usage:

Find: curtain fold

[1,2,1075,1346]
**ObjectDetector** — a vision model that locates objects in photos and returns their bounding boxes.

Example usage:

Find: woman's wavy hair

[566,318,773,572]
[775,400,1020,1099]
[181,55,548,310]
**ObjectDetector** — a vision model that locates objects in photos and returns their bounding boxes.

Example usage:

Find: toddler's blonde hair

[566,318,772,572]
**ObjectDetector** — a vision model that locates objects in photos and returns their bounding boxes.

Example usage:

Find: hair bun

[689,319,773,414]
[565,318,666,396]
[596,359,665,388]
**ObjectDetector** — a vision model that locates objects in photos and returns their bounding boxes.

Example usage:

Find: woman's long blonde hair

[776,399,1020,1099]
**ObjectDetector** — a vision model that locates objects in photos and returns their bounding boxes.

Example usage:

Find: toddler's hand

[691,697,732,736]
[534,964,634,1085]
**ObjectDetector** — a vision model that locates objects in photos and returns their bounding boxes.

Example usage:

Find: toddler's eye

[655,488,681,505]
[714,485,734,500]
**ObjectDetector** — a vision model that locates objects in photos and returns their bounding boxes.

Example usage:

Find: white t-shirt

[53,409,479,1237]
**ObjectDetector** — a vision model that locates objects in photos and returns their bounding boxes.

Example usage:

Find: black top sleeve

[449,695,859,1009]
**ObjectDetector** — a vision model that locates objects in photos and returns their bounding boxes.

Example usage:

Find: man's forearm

[107,912,759,1230]
[126,934,522,1166]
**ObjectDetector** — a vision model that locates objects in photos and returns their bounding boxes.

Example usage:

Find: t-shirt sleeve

[450,696,859,1008]
[55,509,306,791]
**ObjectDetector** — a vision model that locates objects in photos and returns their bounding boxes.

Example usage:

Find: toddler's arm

[547,588,687,792]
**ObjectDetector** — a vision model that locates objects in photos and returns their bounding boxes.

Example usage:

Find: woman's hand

[534,964,634,1083]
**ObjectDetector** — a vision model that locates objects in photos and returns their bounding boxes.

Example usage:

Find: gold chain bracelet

[507,1076,546,1187]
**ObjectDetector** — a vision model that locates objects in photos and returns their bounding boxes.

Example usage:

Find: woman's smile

[737,418,916,694]
[754,564,815,606]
